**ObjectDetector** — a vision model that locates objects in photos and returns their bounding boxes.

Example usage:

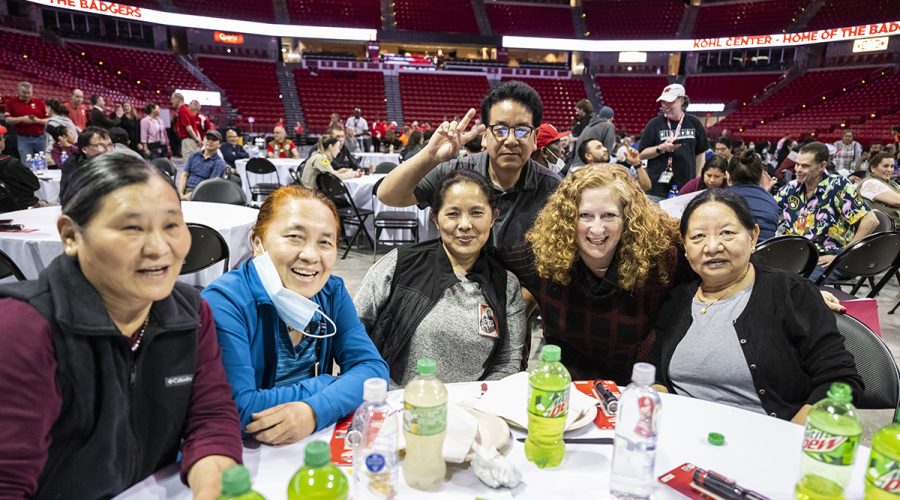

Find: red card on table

[841,298,881,336]
[329,414,354,465]
[658,463,716,499]
[574,380,621,430]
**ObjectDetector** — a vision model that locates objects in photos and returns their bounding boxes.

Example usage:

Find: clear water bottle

[60,150,69,165]
[667,184,680,198]
[610,362,661,499]
[25,154,34,171]
[348,378,398,499]
[37,152,46,174]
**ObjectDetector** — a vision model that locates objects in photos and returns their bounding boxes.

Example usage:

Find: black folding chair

[151,158,176,181]
[871,209,896,234]
[0,249,26,281]
[0,181,18,213]
[191,178,247,206]
[753,235,818,278]
[834,312,900,417]
[181,223,230,277]
[371,178,418,261]
[245,158,280,202]
[815,232,900,296]
[374,162,397,174]
[316,172,373,259]
[289,164,304,185]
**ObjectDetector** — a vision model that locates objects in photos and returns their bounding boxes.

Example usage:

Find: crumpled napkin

[471,372,597,430]
[471,442,522,488]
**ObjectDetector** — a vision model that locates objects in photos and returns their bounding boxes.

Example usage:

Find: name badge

[658,170,674,183]
[478,304,498,338]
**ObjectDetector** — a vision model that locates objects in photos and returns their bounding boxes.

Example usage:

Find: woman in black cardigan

[651,189,861,424]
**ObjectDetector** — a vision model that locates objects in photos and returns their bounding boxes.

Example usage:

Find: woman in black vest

[355,169,527,386]
[0,153,242,498]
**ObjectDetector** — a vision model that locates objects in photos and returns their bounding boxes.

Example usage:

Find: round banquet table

[354,152,401,170]
[0,202,257,287]
[234,158,301,202]
[344,174,436,243]
[35,169,62,205]
[114,383,869,499]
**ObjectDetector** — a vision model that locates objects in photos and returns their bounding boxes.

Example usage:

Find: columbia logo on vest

[165,374,194,387]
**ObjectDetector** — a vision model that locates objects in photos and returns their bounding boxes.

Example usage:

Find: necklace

[696,265,751,315]
[130,314,151,352]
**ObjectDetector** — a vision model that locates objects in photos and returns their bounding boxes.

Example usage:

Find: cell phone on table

[0,224,24,231]
[0,219,12,224]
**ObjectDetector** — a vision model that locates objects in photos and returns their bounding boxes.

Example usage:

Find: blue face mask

[253,252,336,338]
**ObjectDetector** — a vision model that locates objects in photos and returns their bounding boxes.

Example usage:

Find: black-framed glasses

[488,124,534,140]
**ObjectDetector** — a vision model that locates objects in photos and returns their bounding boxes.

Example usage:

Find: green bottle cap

[416,358,437,376]
[707,432,725,446]
[304,440,332,468]
[220,465,252,497]
[540,345,562,362]
[827,382,852,403]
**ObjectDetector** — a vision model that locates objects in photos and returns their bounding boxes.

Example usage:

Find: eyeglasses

[488,124,534,141]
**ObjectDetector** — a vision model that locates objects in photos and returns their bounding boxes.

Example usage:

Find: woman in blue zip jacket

[202,185,388,444]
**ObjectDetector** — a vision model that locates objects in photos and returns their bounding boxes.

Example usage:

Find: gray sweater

[354,249,527,386]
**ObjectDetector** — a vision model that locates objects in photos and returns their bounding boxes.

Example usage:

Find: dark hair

[698,154,728,189]
[578,138,601,163]
[481,80,542,128]
[576,98,593,114]
[90,94,102,106]
[61,152,176,227]
[799,141,829,164]
[423,129,435,142]
[432,169,497,214]
[407,130,424,149]
[47,99,68,117]
[143,102,158,115]
[727,151,763,185]
[464,135,482,154]
[679,189,756,238]
[870,152,894,169]
[47,124,69,143]
[109,127,130,145]
[76,126,110,152]
[715,136,731,149]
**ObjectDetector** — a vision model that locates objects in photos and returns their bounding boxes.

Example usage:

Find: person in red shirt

[267,125,299,159]
[4,81,48,160]
[170,92,199,158]
[63,89,87,132]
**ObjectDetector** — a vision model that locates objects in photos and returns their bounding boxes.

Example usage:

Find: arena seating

[171,0,275,23]
[197,56,282,131]
[394,0,480,34]
[594,75,669,136]
[485,4,575,37]
[286,0,381,28]
[501,77,585,130]
[294,69,386,133]
[399,73,490,125]
[582,0,684,39]
[71,42,204,97]
[685,73,784,105]
[692,0,806,38]
[805,0,898,31]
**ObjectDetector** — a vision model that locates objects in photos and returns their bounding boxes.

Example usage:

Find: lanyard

[664,115,684,170]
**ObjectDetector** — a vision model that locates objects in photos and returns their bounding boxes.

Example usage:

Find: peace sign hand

[424,108,487,164]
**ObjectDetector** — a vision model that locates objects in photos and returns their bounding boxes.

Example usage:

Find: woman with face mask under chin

[355,169,527,386]
[202,186,388,445]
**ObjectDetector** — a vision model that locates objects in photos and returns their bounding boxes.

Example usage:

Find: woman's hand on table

[187,455,237,500]
[819,290,846,313]
[247,401,317,445]
[791,404,812,425]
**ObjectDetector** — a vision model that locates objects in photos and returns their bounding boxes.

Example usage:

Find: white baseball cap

[657,83,686,103]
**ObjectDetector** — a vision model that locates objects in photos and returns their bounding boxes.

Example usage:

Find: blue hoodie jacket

[202,260,388,432]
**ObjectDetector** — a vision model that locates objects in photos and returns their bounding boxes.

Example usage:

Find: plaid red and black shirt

[497,242,691,384]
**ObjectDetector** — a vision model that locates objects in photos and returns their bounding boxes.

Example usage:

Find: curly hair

[526,165,681,290]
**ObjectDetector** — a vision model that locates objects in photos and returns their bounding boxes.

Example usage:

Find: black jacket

[0,256,202,499]
[89,107,118,130]
[0,154,39,210]
[651,264,863,420]
[366,239,509,382]
[59,153,88,201]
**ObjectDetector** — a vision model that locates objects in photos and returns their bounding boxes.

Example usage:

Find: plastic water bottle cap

[631,362,656,385]
[540,344,562,362]
[220,465,252,496]
[416,358,437,376]
[827,382,852,403]
[304,440,332,468]
[363,377,387,402]
[707,432,725,446]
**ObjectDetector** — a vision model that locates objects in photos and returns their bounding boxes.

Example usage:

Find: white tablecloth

[115,384,869,499]
[35,169,62,205]
[354,152,401,170]
[344,175,435,244]
[0,201,257,287]
[234,158,301,202]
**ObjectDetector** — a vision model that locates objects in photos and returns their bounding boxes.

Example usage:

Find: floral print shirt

[775,174,870,254]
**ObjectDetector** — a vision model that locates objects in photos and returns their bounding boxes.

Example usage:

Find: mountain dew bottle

[287,440,349,500]
[525,345,571,468]
[794,383,862,500]
[865,413,900,498]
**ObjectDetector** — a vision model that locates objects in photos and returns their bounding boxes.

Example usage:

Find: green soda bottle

[287,440,349,500]
[524,344,571,468]
[865,413,900,498]
[794,382,862,500]
[218,465,265,500]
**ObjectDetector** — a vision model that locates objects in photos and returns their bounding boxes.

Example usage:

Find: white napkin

[471,372,596,430]
[387,394,478,464]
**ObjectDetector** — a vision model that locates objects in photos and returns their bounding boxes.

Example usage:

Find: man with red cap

[531,123,569,174]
